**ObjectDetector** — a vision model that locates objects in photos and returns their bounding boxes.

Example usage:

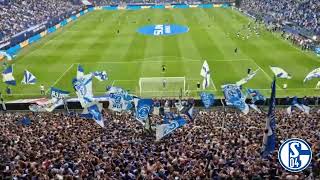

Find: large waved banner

[222,84,249,114]
[108,92,133,112]
[29,87,69,112]
[72,74,93,108]
[156,116,186,141]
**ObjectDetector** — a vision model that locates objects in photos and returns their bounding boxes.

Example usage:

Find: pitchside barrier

[2,96,319,111]
[0,3,232,54]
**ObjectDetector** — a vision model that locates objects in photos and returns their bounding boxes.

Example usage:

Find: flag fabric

[20,116,31,126]
[2,65,16,86]
[222,84,249,114]
[29,87,70,112]
[247,88,265,103]
[184,104,194,120]
[156,116,187,141]
[286,96,310,115]
[200,60,210,89]
[93,71,108,81]
[0,51,13,61]
[106,86,127,94]
[72,74,93,108]
[87,103,104,128]
[261,78,276,158]
[200,92,215,108]
[303,67,320,82]
[270,66,292,79]
[236,69,259,86]
[81,102,103,119]
[77,65,84,79]
[21,70,37,84]
[135,99,153,125]
[108,92,133,112]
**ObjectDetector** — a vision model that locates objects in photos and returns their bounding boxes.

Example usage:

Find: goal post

[139,77,186,97]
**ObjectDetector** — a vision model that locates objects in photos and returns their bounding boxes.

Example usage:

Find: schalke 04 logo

[278,138,312,172]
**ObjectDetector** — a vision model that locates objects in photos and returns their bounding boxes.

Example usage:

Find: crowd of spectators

[0,107,319,179]
[240,0,320,36]
[0,0,81,42]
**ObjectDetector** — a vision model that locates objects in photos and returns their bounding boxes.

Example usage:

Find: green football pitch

[4,8,320,99]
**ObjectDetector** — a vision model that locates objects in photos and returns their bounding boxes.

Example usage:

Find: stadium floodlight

[139,77,186,97]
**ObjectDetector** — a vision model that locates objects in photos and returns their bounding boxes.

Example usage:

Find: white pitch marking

[45,63,74,93]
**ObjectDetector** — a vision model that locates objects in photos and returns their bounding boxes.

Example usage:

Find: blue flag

[21,70,37,84]
[222,84,249,114]
[2,65,16,86]
[135,99,153,125]
[247,88,265,103]
[87,103,104,128]
[286,96,310,114]
[20,116,31,126]
[156,116,187,141]
[262,78,276,158]
[200,92,215,108]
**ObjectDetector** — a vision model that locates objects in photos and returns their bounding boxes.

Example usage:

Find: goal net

[139,77,186,97]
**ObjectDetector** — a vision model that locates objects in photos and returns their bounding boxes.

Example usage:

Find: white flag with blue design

[2,65,16,86]
[72,74,93,108]
[222,84,249,114]
[93,71,108,81]
[21,70,37,84]
[108,91,133,112]
[29,87,69,112]
[156,116,186,141]
[236,69,259,86]
[270,66,292,79]
[77,65,85,79]
[303,67,320,82]
[200,60,210,89]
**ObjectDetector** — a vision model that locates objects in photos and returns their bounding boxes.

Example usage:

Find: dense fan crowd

[0,0,81,41]
[240,0,320,36]
[0,108,319,179]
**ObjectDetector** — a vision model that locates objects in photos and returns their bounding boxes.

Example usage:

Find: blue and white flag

[87,103,104,128]
[93,71,108,81]
[19,116,31,126]
[29,87,70,112]
[135,99,153,125]
[200,60,210,89]
[156,116,187,141]
[261,78,276,158]
[248,104,262,113]
[247,88,265,103]
[222,84,249,114]
[73,74,93,108]
[106,86,127,94]
[2,65,16,86]
[270,66,292,79]
[236,69,259,86]
[77,65,85,79]
[108,92,133,112]
[303,67,320,82]
[200,92,215,108]
[21,70,37,84]
[286,96,310,115]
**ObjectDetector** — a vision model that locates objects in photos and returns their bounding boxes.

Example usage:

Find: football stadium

[0,0,319,179]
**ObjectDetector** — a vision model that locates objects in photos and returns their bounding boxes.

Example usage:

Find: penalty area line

[46,64,74,94]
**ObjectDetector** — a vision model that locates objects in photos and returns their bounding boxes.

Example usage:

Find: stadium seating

[240,0,320,36]
[0,0,81,41]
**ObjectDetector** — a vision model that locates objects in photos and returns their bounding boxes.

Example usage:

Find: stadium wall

[2,97,319,111]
